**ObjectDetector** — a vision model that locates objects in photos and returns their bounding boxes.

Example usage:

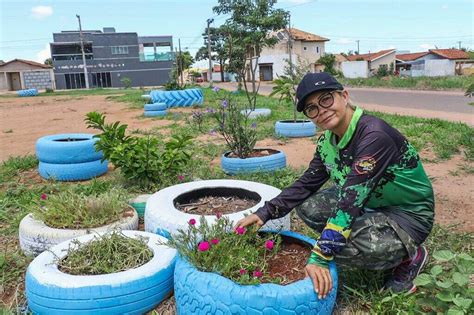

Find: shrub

[120,77,132,89]
[376,64,389,77]
[85,112,193,189]
[166,215,281,285]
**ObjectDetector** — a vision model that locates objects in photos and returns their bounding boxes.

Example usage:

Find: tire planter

[144,102,167,111]
[18,88,39,97]
[19,207,139,256]
[275,120,317,138]
[36,133,108,181]
[145,179,290,238]
[144,109,168,117]
[129,194,152,217]
[25,231,176,315]
[174,230,338,315]
[221,149,286,174]
[141,94,151,100]
[149,88,203,107]
[240,108,272,119]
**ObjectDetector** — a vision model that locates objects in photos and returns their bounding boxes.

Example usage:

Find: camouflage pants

[295,187,418,270]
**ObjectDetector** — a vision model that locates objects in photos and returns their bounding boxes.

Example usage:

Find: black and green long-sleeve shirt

[255,107,434,267]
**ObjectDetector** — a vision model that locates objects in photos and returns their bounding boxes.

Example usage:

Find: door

[10,72,22,90]
[259,64,273,81]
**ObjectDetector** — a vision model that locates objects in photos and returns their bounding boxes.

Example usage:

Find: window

[316,46,319,53]
[304,47,307,50]
[111,46,129,55]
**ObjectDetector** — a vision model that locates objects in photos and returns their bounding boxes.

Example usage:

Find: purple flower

[251,122,257,129]
[253,270,263,278]
[211,239,220,245]
[208,128,216,135]
[221,100,228,108]
[40,193,47,200]
[265,240,274,250]
[216,212,222,219]
[212,86,220,92]
[177,175,185,181]
[188,218,196,225]
[235,227,246,235]
[206,107,215,114]
[239,269,247,275]
[198,241,211,252]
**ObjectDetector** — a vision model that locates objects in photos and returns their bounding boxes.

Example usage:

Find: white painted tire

[240,108,272,119]
[19,208,139,256]
[26,231,176,315]
[144,179,290,238]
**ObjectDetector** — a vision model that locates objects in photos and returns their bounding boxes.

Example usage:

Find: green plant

[413,250,473,314]
[31,188,129,229]
[85,112,193,188]
[120,76,132,89]
[317,54,338,75]
[57,231,153,275]
[212,90,257,158]
[166,215,281,285]
[376,64,389,77]
[270,75,297,121]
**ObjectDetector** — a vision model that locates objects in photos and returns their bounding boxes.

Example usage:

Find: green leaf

[453,296,472,309]
[431,265,443,276]
[447,308,465,315]
[414,273,433,286]
[452,272,470,286]
[457,253,474,261]
[433,250,455,262]
[436,279,454,288]
[436,290,454,302]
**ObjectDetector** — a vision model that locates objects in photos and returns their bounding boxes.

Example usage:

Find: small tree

[316,54,337,75]
[120,77,132,89]
[44,58,53,66]
[195,26,228,82]
[376,64,389,77]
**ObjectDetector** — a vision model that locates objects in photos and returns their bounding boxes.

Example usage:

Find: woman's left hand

[304,263,333,299]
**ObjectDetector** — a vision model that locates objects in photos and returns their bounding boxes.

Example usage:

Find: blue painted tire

[26,231,177,315]
[39,159,108,181]
[240,108,272,119]
[149,88,203,107]
[174,230,338,315]
[275,120,317,138]
[144,110,168,117]
[144,103,167,111]
[18,88,38,97]
[36,133,102,164]
[221,150,286,174]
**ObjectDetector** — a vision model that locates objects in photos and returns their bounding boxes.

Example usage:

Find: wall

[341,61,369,78]
[425,59,455,76]
[369,52,396,74]
[24,70,53,89]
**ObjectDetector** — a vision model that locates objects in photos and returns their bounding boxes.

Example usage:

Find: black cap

[296,72,344,112]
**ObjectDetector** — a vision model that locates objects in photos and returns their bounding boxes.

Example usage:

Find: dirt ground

[0,94,472,231]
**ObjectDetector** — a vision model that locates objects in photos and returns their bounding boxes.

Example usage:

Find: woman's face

[303,90,350,131]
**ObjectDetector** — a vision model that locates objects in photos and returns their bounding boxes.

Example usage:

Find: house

[395,49,470,77]
[0,59,55,91]
[51,27,174,89]
[341,49,396,78]
[257,28,329,81]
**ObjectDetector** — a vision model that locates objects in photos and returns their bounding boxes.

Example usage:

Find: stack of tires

[18,88,38,97]
[150,88,203,107]
[144,102,168,117]
[36,133,108,181]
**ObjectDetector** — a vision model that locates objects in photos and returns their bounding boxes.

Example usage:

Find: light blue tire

[275,120,317,138]
[26,231,177,315]
[240,108,272,119]
[144,110,168,117]
[38,159,108,181]
[144,103,167,111]
[174,231,338,315]
[150,89,203,107]
[36,133,102,164]
[221,150,286,174]
[18,88,39,97]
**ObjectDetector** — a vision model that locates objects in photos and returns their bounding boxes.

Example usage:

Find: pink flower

[239,269,246,275]
[235,227,246,235]
[216,212,222,219]
[211,239,220,245]
[177,175,185,181]
[197,241,210,252]
[253,270,263,278]
[188,218,196,225]
[265,240,274,250]
[40,193,47,200]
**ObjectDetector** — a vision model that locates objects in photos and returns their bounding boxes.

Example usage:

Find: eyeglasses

[303,91,339,119]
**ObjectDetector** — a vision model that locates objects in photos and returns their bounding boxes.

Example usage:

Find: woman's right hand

[234,214,264,229]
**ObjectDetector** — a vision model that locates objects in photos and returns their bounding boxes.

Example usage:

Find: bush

[120,77,132,89]
[376,64,389,77]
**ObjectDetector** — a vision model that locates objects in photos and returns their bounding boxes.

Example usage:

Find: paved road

[214,82,474,125]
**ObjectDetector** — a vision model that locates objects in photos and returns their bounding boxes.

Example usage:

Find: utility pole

[206,18,214,85]
[287,13,294,78]
[356,40,360,55]
[178,38,184,86]
[458,41,462,49]
[76,14,89,89]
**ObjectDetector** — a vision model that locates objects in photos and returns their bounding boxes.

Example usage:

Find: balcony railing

[139,52,174,62]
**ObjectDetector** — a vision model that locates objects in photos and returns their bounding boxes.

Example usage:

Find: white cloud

[419,43,436,50]
[31,6,53,19]
[36,44,51,63]
[335,38,353,45]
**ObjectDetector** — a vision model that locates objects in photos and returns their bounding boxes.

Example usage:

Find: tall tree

[213,0,288,110]
[195,26,228,82]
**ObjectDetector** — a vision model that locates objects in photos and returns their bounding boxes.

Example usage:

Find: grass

[339,75,474,90]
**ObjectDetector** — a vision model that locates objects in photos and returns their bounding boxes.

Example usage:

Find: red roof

[287,28,329,42]
[429,49,469,60]
[396,52,429,61]
[346,49,396,62]
[0,58,51,69]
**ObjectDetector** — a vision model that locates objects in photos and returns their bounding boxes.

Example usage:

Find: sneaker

[384,246,429,294]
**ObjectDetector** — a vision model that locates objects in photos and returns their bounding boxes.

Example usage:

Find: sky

[0,0,472,67]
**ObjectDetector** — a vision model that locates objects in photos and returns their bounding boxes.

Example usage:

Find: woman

[236,72,434,299]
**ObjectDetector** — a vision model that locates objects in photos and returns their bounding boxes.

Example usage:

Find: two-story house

[51,27,174,89]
